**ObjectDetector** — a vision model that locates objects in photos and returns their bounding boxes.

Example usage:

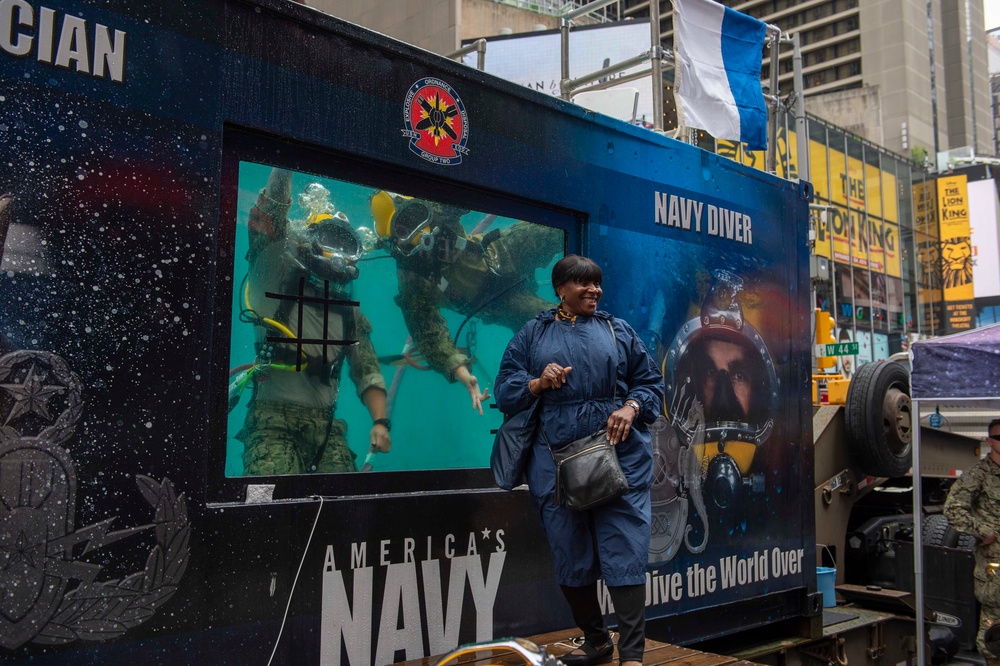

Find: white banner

[462,21,655,123]
[969,178,1000,299]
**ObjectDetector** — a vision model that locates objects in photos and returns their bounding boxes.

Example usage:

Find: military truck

[0,1,867,664]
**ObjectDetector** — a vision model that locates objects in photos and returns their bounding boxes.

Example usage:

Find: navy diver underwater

[232,168,390,475]
[369,191,563,414]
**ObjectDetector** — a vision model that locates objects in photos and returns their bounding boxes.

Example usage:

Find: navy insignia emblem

[0,350,189,649]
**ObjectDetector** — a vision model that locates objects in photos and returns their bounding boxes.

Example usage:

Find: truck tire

[845,360,912,477]
[923,514,958,548]
[956,533,978,551]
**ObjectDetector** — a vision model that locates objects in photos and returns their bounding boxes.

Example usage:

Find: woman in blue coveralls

[495,255,663,666]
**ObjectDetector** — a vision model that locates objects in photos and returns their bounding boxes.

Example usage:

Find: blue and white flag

[672,0,768,151]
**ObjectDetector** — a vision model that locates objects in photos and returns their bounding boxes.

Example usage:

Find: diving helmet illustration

[648,413,709,564]
[662,269,778,513]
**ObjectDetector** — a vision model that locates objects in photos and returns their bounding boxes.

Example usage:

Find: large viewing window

[223,160,566,482]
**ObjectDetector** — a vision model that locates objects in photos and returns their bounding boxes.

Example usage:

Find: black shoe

[559,639,614,666]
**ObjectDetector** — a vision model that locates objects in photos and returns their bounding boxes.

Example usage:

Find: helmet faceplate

[663,271,778,451]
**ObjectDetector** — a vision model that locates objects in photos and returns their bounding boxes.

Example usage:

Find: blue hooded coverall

[494,310,664,587]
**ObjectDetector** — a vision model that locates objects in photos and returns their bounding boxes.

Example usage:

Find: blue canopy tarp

[909,322,1000,665]
[910,322,1000,400]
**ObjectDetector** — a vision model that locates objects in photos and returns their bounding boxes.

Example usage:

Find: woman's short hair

[551,255,602,294]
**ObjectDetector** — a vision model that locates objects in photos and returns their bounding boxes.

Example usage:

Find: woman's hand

[606,406,636,446]
[529,363,572,395]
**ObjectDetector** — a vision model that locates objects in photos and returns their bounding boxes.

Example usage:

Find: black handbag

[549,319,629,511]
[491,320,544,490]
[551,429,629,510]
[491,399,539,490]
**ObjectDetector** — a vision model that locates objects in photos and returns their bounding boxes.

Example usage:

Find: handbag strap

[550,319,622,507]
[549,318,620,462]
[606,318,618,404]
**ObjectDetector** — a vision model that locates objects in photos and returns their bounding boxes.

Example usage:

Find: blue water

[225,162,562,476]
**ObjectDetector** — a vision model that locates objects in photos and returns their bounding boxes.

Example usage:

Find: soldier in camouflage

[236,168,390,475]
[944,418,1000,664]
[370,191,561,414]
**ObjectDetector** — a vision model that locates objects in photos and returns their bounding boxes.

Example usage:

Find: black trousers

[561,583,646,662]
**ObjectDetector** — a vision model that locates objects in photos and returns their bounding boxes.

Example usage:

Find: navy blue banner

[0,1,814,662]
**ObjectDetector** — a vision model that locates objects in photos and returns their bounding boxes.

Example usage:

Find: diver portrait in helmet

[651,269,778,559]
[369,190,562,413]
[233,167,390,475]
[684,332,768,428]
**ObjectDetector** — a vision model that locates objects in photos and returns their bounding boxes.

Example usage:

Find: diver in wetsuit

[237,168,390,475]
[370,191,561,413]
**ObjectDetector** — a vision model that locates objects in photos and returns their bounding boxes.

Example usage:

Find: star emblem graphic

[1,531,40,571]
[0,363,65,425]
[481,527,491,540]
[415,92,459,146]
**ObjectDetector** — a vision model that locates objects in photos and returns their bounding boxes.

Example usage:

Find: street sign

[816,342,859,356]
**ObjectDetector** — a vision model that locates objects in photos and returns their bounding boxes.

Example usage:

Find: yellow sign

[937,175,973,298]
[936,175,974,332]
[812,146,899,277]
[716,127,797,180]
[913,180,937,234]
[718,128,899,278]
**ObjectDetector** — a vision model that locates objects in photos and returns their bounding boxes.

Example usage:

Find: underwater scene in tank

[225,161,565,476]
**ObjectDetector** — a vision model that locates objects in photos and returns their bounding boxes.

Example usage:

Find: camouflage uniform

[237,306,383,475]
[237,168,386,475]
[396,214,561,381]
[944,456,1000,664]
[240,403,356,474]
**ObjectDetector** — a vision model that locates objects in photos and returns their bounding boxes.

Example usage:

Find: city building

[310,0,993,162]
[618,0,993,161]
[990,31,1000,155]
[303,0,605,57]
[302,0,1000,349]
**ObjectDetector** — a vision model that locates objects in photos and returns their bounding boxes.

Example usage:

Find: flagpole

[765,27,781,174]
[793,32,809,184]
[650,0,664,131]
[559,0,620,101]
[560,17,570,100]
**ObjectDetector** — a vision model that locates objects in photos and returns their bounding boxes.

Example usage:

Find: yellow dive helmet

[300,211,362,282]
[663,270,777,513]
[370,190,432,246]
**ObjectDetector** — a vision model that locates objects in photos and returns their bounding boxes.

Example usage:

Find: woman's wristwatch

[624,399,641,417]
